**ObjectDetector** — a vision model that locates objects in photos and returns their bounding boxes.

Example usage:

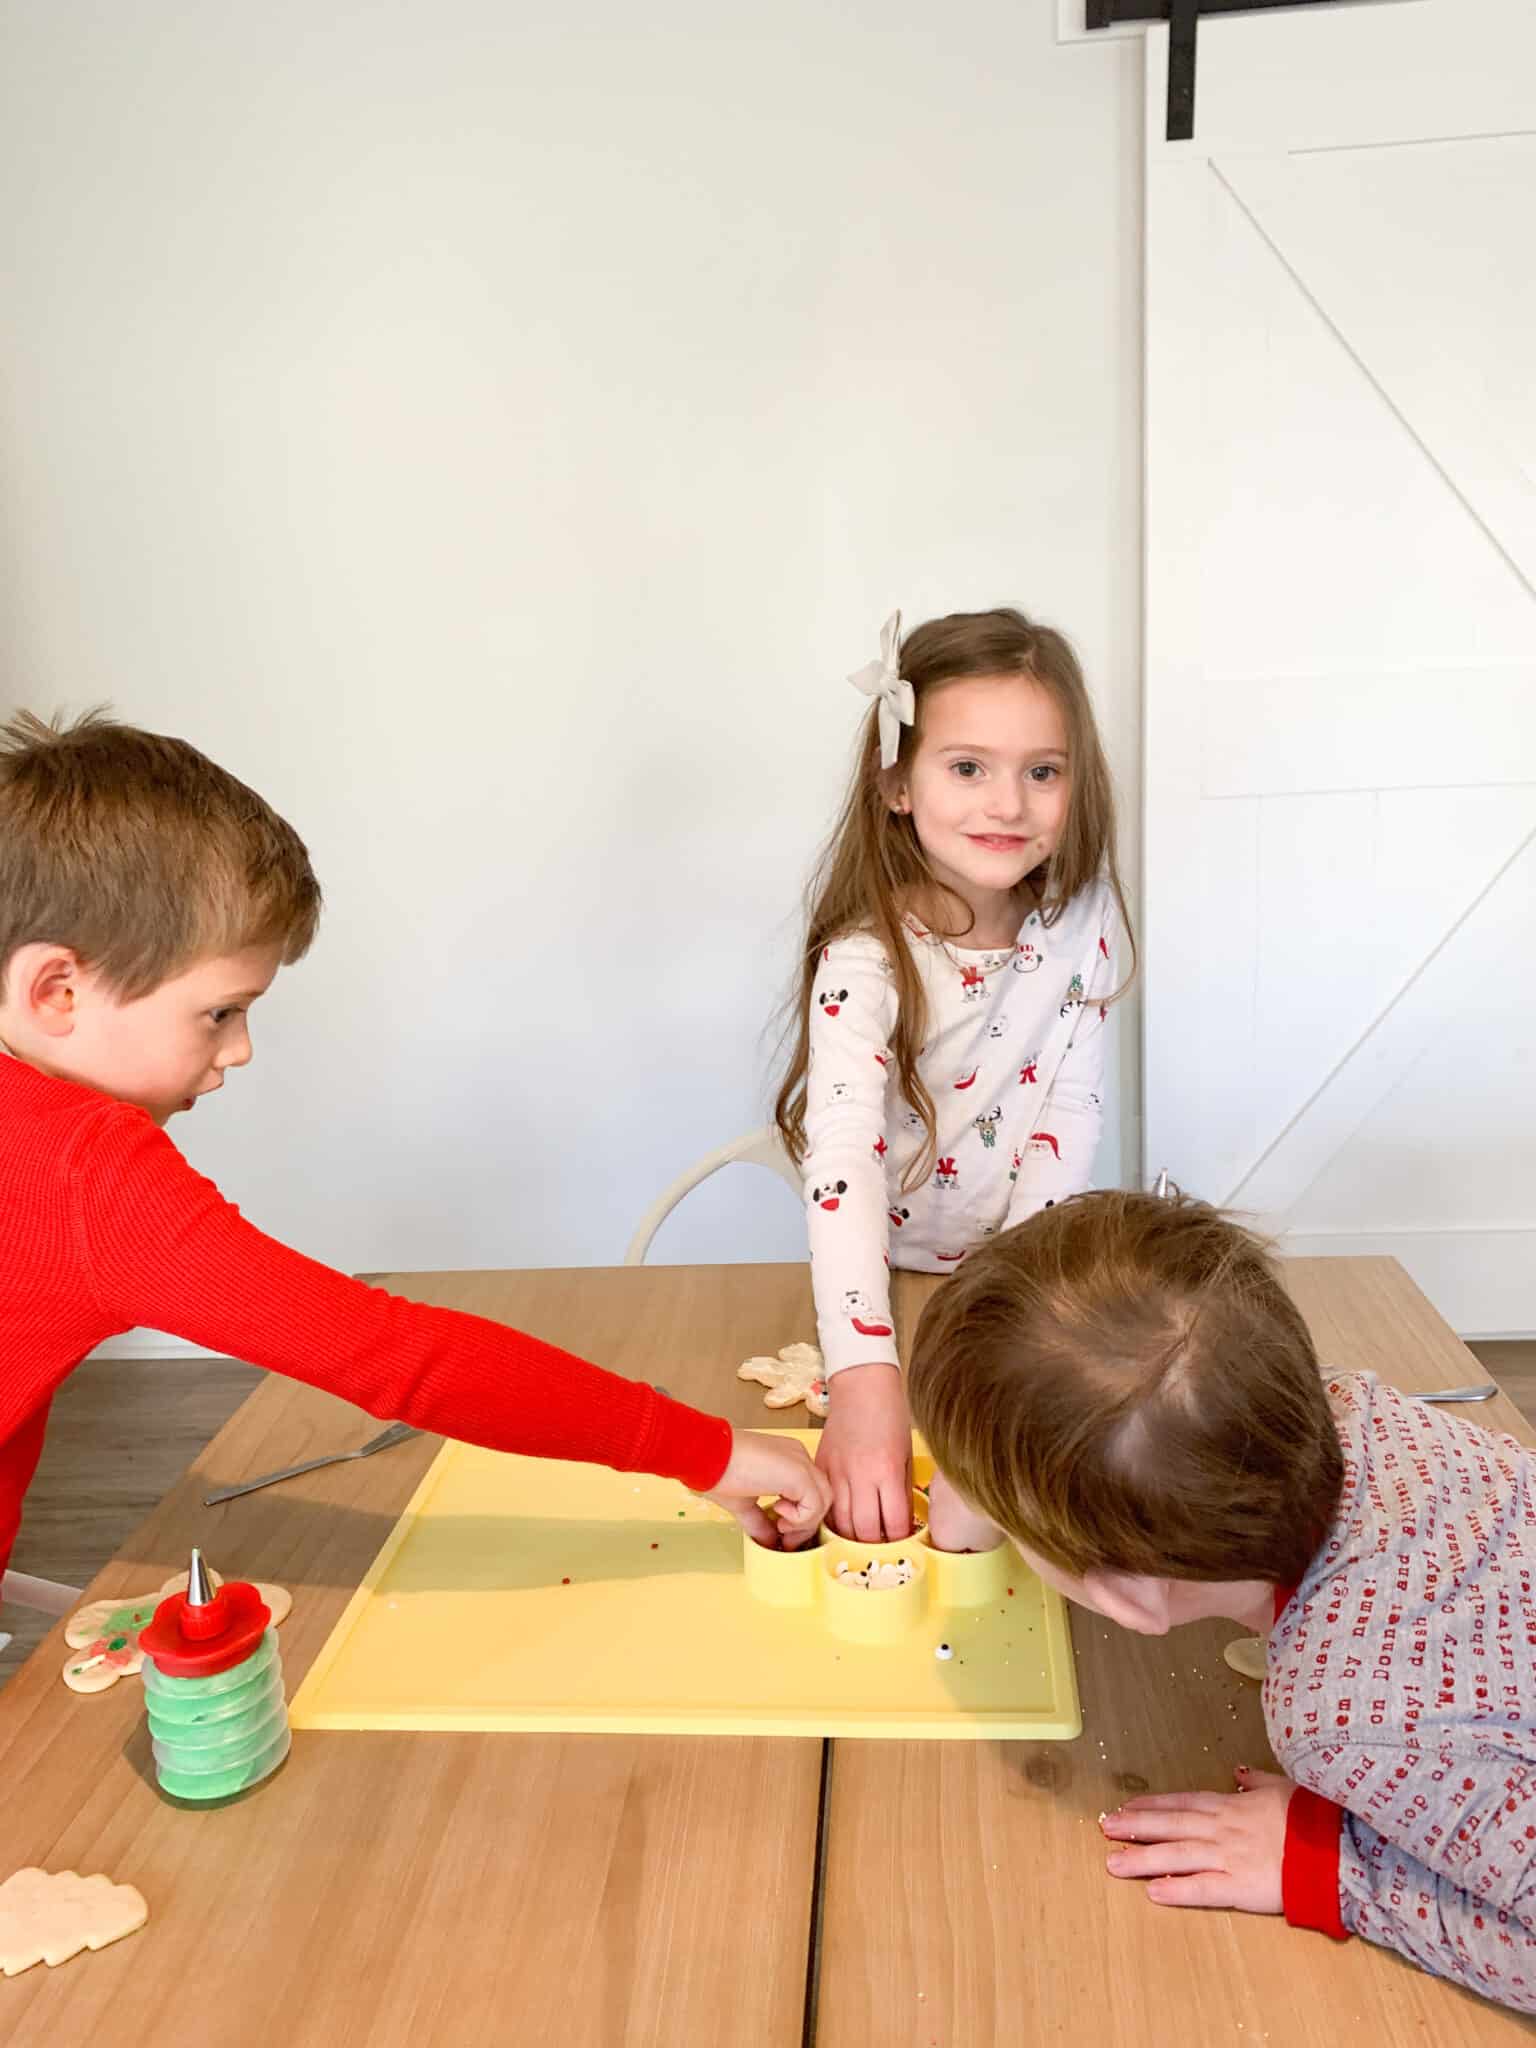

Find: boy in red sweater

[0,710,829,1591]
[910,1191,1536,2016]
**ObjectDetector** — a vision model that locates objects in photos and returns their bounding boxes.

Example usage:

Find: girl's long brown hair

[773,608,1135,1190]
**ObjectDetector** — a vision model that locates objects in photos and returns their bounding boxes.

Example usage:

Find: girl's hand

[926,1468,1001,1553]
[1099,1766,1292,1913]
[706,1428,833,1549]
[816,1363,913,1543]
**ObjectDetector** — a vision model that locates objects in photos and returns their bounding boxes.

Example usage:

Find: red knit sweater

[0,1056,732,1579]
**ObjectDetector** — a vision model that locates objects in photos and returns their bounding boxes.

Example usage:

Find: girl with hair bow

[773,607,1136,1544]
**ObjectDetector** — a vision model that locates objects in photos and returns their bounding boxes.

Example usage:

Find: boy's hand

[926,1468,1001,1553]
[1099,1766,1291,1913]
[816,1363,912,1543]
[705,1428,833,1550]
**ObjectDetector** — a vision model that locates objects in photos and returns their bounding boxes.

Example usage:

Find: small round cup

[821,1550,928,1646]
[741,1531,822,1609]
[922,1539,1011,1609]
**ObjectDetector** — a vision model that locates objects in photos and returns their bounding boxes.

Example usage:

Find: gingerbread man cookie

[738,1342,830,1419]
[61,1569,292,1694]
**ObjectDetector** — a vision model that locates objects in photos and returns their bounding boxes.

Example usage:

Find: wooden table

[1,1259,1532,2044]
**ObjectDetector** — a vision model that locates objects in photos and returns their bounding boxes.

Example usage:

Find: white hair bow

[848,610,914,770]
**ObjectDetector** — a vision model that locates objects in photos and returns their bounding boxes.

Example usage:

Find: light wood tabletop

[0,1257,1530,2044]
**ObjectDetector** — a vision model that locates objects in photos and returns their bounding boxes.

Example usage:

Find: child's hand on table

[925,1469,1001,1553]
[816,1363,913,1543]
[705,1428,833,1549]
[1099,1765,1291,1913]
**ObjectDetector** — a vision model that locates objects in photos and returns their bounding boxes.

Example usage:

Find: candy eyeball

[934,1642,954,1661]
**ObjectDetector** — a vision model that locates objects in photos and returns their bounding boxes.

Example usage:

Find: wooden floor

[3,1340,1534,1692]
[0,1355,261,1686]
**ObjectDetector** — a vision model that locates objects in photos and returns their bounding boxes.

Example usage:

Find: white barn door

[1142,0,1536,1336]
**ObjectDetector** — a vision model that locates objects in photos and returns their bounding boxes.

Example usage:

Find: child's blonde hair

[773,608,1134,1188]
[907,1190,1344,1588]
[0,709,321,1000]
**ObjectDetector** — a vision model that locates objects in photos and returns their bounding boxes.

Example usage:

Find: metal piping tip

[186,1547,215,1607]
[1153,1169,1171,1199]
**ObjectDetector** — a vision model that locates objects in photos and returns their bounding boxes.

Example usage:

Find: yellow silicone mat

[289,1431,1081,1741]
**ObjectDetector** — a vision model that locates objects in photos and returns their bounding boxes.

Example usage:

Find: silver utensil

[1413,1383,1499,1405]
[203,1421,421,1505]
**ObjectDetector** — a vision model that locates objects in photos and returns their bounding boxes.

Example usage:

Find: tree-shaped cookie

[0,1868,148,1976]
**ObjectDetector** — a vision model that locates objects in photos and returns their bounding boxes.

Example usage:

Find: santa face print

[810,1179,849,1211]
[818,986,850,1018]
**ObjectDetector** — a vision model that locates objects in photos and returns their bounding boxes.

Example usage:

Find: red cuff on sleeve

[640,1397,733,1493]
[1282,1786,1350,1941]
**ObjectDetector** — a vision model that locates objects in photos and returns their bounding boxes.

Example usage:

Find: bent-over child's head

[0,709,321,1122]
[908,1190,1344,1600]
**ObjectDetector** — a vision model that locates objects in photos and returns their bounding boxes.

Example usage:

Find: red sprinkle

[1007,1587,1015,1596]
[650,1542,659,1550]
[561,1577,571,1585]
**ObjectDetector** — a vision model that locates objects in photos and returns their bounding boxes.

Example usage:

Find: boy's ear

[9,943,87,1038]
[1080,1570,1175,1637]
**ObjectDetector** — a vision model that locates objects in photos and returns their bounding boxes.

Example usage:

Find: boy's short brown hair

[0,709,321,1000]
[908,1191,1344,1588]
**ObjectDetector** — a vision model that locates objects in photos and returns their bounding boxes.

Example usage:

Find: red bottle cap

[140,1580,271,1679]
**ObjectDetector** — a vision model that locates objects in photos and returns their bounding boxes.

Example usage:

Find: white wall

[0,1,1142,1284]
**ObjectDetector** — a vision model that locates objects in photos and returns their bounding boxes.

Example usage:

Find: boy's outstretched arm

[71,1104,829,1541]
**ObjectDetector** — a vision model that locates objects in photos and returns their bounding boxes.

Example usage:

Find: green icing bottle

[139,1549,290,1803]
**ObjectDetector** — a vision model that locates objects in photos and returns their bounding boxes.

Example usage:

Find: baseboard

[88,1331,226,1362]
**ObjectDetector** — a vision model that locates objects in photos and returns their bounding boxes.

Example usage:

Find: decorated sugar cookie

[61,1568,292,1694]
[738,1342,829,1419]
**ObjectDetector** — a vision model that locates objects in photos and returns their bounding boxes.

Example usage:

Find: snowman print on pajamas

[811,1179,849,1211]
[1013,943,1041,974]
[841,1288,893,1340]
[973,1105,1003,1149]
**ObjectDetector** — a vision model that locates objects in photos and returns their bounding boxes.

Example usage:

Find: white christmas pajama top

[801,877,1121,1376]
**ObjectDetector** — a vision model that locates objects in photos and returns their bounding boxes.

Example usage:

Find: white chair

[1,1569,81,1618]
[625,1126,802,1265]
